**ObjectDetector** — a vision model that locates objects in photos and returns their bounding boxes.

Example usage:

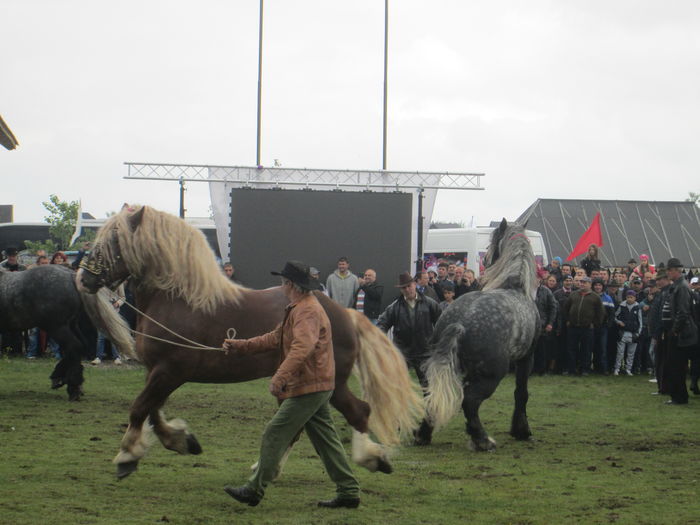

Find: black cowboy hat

[395,271,414,288]
[271,260,319,290]
[5,247,18,256]
[667,257,683,269]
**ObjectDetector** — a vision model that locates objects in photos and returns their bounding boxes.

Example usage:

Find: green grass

[1,357,699,525]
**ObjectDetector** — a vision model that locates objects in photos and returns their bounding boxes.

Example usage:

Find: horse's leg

[149,409,202,455]
[510,353,534,440]
[250,433,299,480]
[330,384,392,474]
[47,325,84,401]
[114,367,181,479]
[462,374,501,451]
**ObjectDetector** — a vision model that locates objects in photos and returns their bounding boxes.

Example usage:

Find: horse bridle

[79,227,127,290]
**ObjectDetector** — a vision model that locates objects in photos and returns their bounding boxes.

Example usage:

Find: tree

[687,192,699,206]
[37,195,94,251]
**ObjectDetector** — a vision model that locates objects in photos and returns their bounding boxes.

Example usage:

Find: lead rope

[104,290,236,352]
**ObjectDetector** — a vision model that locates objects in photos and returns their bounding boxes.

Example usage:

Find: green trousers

[246,390,360,500]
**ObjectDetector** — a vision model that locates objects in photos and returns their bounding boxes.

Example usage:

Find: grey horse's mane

[480,221,538,297]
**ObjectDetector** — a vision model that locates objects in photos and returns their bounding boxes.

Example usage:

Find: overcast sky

[2,1,698,225]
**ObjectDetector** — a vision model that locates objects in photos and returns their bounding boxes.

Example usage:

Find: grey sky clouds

[2,1,698,224]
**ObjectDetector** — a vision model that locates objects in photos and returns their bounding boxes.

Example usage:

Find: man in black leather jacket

[663,258,698,405]
[377,272,442,386]
[377,271,441,445]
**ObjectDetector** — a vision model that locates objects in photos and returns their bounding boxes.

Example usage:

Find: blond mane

[94,206,243,313]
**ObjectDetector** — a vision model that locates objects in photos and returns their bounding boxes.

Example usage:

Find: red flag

[567,212,604,261]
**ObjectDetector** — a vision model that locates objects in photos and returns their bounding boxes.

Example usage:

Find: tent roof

[516,199,700,268]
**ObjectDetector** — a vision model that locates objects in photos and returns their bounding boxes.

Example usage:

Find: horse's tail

[347,309,424,446]
[424,323,466,431]
[80,289,137,361]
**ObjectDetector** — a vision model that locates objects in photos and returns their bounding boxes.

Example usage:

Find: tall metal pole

[416,188,424,273]
[179,177,186,218]
[256,0,264,166]
[382,0,388,170]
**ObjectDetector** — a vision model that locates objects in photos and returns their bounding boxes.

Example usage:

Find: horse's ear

[499,218,508,233]
[127,206,145,232]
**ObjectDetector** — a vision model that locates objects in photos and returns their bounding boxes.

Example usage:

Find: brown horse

[76,205,422,479]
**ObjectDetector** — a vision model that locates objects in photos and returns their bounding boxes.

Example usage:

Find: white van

[424,227,548,278]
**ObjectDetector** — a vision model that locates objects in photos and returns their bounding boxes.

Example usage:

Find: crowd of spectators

[311,249,699,405]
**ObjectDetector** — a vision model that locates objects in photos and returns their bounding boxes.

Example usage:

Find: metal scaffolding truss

[124,162,485,191]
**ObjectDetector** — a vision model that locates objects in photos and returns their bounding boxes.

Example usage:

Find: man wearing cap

[1,247,26,272]
[221,261,360,508]
[649,268,671,393]
[663,258,698,404]
[613,290,643,376]
[377,272,442,444]
[309,267,327,294]
[564,276,605,375]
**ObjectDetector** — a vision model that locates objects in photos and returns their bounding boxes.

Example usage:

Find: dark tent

[516,199,700,268]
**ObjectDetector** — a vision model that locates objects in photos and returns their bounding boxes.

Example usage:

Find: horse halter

[79,227,124,289]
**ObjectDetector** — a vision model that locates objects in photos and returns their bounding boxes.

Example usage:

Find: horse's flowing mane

[480,222,537,297]
[95,206,243,313]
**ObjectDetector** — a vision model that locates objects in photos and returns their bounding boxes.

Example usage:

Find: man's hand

[222,339,237,354]
[545,324,553,333]
[269,375,286,398]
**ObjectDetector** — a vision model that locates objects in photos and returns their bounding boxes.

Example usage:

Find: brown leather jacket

[230,293,335,400]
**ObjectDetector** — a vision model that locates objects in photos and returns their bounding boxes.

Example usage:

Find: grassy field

[1,357,699,525]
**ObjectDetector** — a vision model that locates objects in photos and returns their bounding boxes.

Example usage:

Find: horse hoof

[470,436,497,452]
[51,379,65,390]
[510,429,532,441]
[67,385,83,402]
[116,461,139,480]
[413,436,432,446]
[186,434,203,455]
[376,456,393,474]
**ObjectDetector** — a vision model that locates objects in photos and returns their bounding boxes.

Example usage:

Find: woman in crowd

[580,244,602,277]
[50,251,71,267]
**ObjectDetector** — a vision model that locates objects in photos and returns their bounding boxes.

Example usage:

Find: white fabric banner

[208,167,439,267]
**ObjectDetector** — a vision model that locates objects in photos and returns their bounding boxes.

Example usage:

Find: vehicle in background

[424,227,548,278]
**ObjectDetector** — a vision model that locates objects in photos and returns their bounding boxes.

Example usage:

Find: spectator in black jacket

[664,258,698,405]
[377,272,441,383]
[354,269,384,325]
[533,271,558,375]
[377,272,441,445]
[579,244,602,277]
[553,275,575,373]
[689,277,700,395]
[649,269,671,394]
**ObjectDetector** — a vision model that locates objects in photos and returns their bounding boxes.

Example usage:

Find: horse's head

[76,206,144,293]
[483,218,509,268]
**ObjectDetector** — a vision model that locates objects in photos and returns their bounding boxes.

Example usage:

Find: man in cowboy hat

[663,258,698,404]
[377,271,442,445]
[221,260,360,508]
